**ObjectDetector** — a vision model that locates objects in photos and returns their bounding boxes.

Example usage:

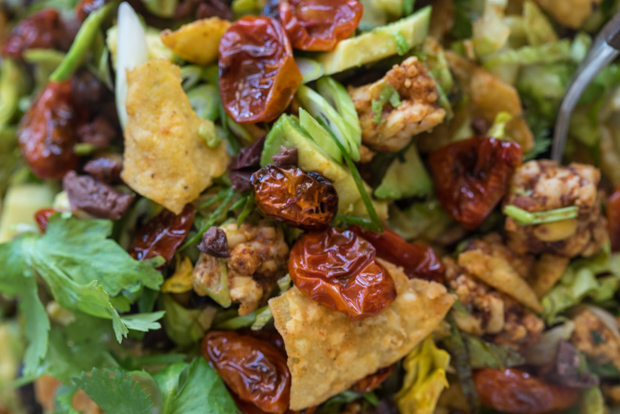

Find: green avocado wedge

[375,143,432,200]
[316,6,431,75]
[261,115,387,219]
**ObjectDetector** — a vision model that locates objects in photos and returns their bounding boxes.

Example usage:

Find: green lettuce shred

[542,246,620,324]
[523,0,558,46]
[483,39,571,69]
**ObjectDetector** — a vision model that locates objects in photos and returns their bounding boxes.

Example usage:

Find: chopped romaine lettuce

[483,39,571,69]
[472,4,509,58]
[542,246,620,323]
[523,0,558,46]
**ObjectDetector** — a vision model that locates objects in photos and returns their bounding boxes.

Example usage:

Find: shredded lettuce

[472,4,509,58]
[542,246,620,324]
[395,336,450,414]
[388,199,453,241]
[523,0,558,46]
[483,39,571,69]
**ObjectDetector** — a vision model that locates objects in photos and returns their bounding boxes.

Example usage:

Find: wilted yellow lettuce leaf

[122,59,229,214]
[395,336,450,414]
[160,17,230,66]
[162,256,194,293]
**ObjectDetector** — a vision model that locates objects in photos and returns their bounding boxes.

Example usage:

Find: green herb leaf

[73,368,153,414]
[120,311,165,332]
[19,278,50,375]
[154,358,237,414]
[0,214,164,349]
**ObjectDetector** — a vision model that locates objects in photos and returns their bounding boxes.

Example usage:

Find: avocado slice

[0,184,56,243]
[374,143,432,200]
[296,85,361,161]
[316,6,431,75]
[261,115,387,219]
[299,108,342,162]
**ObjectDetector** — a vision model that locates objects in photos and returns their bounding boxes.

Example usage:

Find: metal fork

[551,11,620,162]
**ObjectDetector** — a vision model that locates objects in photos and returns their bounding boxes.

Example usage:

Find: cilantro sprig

[0,214,164,374]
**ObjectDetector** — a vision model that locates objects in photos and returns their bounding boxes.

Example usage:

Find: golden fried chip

[458,249,543,313]
[160,18,230,66]
[122,59,229,214]
[531,253,570,297]
[269,259,455,410]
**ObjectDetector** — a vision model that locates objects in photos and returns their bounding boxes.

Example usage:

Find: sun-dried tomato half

[34,208,56,233]
[351,365,394,394]
[128,204,196,263]
[289,227,397,320]
[428,137,522,230]
[219,16,302,123]
[18,81,83,180]
[203,331,291,414]
[473,368,579,414]
[351,226,445,283]
[252,165,338,231]
[1,9,63,59]
[279,0,363,51]
[608,185,620,252]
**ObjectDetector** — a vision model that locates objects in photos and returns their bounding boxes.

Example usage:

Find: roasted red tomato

[203,331,291,414]
[428,137,522,230]
[473,368,580,414]
[219,16,302,123]
[279,0,363,51]
[352,365,394,394]
[289,227,397,320]
[2,9,63,59]
[18,81,82,180]
[608,184,620,252]
[252,165,338,231]
[128,204,196,263]
[351,226,445,283]
[34,208,56,233]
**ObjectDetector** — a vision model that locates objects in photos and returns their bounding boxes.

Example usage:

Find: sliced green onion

[50,2,117,82]
[180,65,205,90]
[504,205,578,225]
[371,84,401,124]
[187,84,220,122]
[319,119,383,233]
[181,188,235,250]
[237,194,255,227]
[295,57,324,84]
[394,32,411,56]
[231,195,249,211]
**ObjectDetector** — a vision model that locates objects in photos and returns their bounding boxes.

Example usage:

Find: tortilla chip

[269,259,455,410]
[458,249,543,313]
[122,59,229,214]
[531,253,570,298]
[160,17,230,66]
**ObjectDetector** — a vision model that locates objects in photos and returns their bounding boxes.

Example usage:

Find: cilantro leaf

[121,311,165,332]
[72,368,153,414]
[19,279,50,376]
[154,358,238,414]
[0,214,165,370]
[38,214,162,296]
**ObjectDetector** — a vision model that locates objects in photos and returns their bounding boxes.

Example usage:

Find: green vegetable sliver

[504,205,579,225]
